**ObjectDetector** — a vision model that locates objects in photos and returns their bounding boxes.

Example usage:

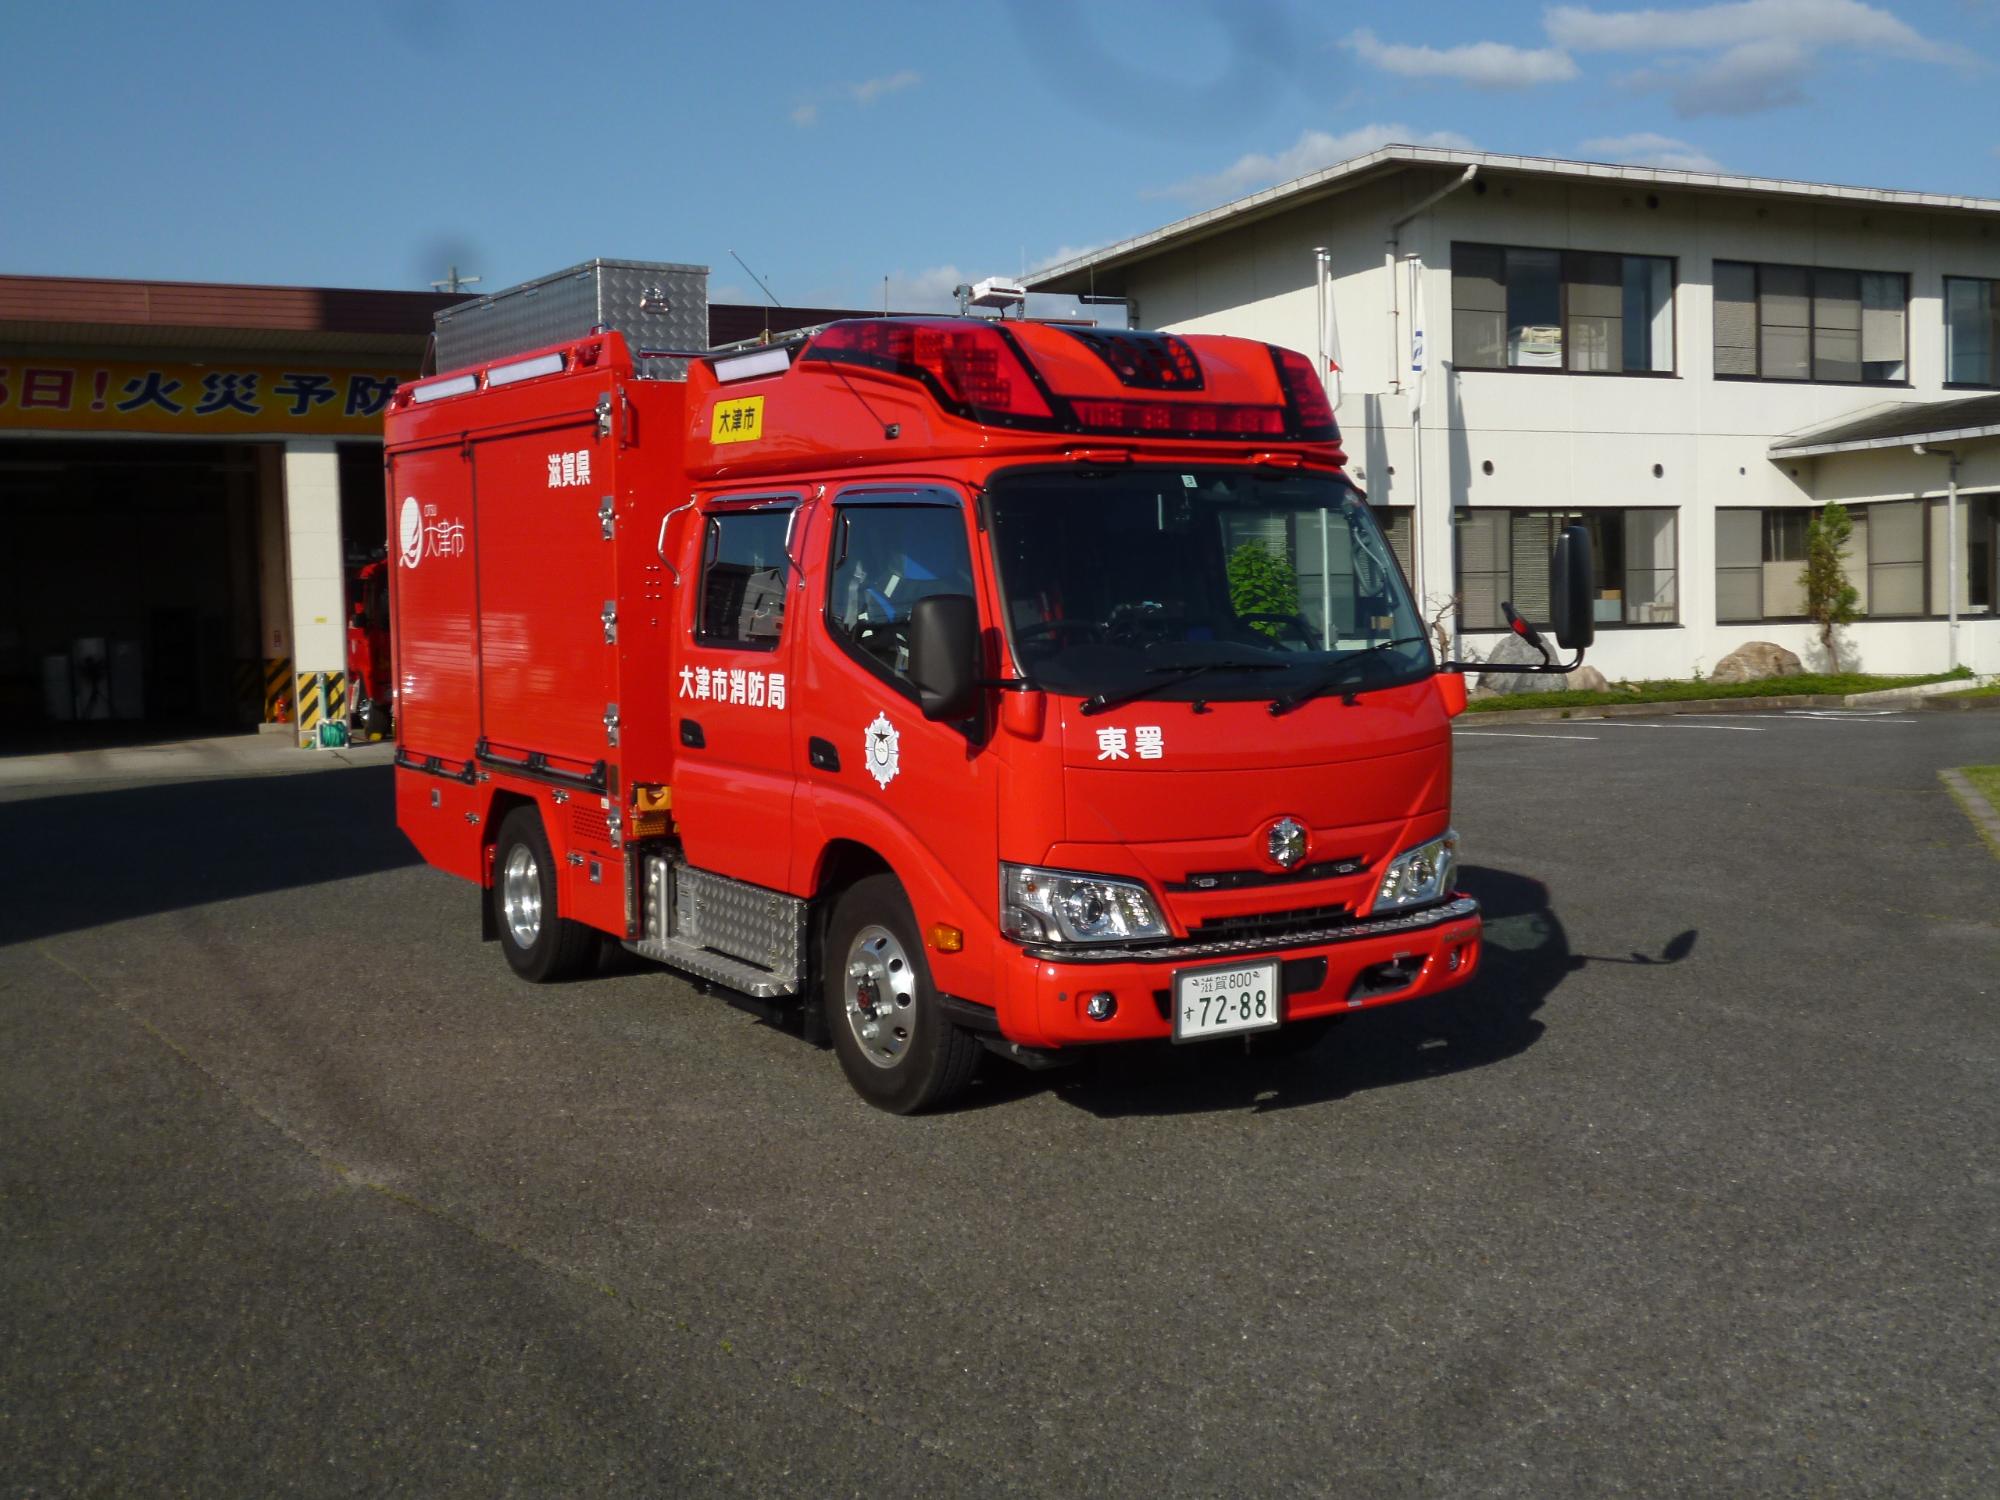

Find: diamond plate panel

[433,259,710,380]
[640,853,804,990]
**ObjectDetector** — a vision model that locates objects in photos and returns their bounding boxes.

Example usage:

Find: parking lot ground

[3,709,1997,1495]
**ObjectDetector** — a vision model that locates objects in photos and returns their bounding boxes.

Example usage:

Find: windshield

[986,466,1431,705]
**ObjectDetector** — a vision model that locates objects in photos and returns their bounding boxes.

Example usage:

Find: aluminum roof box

[432,258,709,380]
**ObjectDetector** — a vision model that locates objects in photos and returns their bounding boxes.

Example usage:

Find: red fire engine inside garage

[0,272,862,740]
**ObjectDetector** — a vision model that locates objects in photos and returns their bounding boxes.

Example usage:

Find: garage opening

[1,440,262,734]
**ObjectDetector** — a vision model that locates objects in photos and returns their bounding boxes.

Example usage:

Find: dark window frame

[1454,505,1683,632]
[819,485,978,705]
[1943,275,2000,390]
[1450,241,1680,378]
[1713,260,1911,387]
[693,494,802,652]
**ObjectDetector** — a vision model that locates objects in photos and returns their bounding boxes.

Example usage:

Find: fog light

[1446,947,1462,972]
[1084,991,1117,1022]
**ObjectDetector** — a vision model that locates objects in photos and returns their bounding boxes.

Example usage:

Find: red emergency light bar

[802,320,1054,423]
[1068,398,1286,437]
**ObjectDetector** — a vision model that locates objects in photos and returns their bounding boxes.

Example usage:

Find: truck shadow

[0,765,418,947]
[982,865,1585,1117]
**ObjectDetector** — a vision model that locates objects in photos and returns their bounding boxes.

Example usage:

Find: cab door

[670,492,805,893]
[795,486,1002,929]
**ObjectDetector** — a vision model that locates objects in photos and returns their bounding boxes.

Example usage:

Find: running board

[625,933,800,999]
[626,853,806,998]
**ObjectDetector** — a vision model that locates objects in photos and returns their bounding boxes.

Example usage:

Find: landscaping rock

[1564,665,1609,692]
[1475,632,1559,696]
[1710,641,1804,684]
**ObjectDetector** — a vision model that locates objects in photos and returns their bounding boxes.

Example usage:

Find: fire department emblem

[864,712,901,789]
[1267,817,1308,870]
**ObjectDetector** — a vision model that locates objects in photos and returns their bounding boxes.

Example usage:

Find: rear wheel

[492,807,597,982]
[823,874,980,1114]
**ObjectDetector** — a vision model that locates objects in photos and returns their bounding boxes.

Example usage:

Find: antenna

[730,249,780,340]
[431,264,481,295]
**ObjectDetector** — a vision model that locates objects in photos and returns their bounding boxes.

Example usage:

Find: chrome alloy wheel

[501,843,543,949]
[843,924,917,1069]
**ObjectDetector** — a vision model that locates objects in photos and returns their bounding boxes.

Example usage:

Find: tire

[823,874,981,1114]
[492,806,597,983]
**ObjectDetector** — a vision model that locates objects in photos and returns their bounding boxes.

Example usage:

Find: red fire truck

[386,307,1591,1112]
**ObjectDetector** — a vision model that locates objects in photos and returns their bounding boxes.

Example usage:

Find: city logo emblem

[398,496,424,568]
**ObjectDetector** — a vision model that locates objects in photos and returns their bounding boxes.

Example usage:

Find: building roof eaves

[1024,145,2000,291]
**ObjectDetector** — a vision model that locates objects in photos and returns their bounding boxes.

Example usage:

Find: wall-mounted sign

[0,358,405,436]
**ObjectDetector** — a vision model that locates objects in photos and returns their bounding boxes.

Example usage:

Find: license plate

[1172,960,1282,1042]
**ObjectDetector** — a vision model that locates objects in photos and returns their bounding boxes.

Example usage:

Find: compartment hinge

[601,600,618,644]
[595,391,613,439]
[599,494,616,539]
[603,702,620,747]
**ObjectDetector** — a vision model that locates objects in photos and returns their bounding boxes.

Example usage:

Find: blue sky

[3,1,1995,313]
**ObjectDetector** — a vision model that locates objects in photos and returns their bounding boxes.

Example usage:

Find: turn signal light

[929,923,965,953]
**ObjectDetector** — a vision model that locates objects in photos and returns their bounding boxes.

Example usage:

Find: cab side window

[697,510,790,649]
[827,504,974,681]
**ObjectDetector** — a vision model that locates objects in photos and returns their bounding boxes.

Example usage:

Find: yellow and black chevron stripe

[293,672,348,745]
[263,656,293,721]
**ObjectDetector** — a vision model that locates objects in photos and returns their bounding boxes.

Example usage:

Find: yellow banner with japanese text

[0,358,407,436]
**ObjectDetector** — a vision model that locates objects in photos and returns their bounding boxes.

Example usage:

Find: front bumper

[998,895,1483,1047]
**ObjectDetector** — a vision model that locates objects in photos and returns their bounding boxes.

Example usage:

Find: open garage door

[0,440,262,731]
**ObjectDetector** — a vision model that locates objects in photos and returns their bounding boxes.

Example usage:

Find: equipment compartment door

[387,442,479,761]
[472,412,616,771]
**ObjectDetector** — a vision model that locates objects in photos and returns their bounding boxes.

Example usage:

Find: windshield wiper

[1079,659,1286,717]
[1267,636,1430,716]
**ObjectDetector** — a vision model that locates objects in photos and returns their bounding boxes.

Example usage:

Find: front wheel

[492,807,597,983]
[823,874,981,1114]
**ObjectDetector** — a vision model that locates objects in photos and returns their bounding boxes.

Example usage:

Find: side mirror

[908,593,981,722]
[1550,524,1595,652]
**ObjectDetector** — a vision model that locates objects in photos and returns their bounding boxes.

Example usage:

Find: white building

[1026,147,2000,680]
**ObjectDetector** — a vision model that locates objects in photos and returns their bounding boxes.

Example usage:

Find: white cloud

[1150,124,1476,203]
[1579,131,1725,170]
[1346,28,1578,86]
[850,69,921,105]
[791,69,922,127]
[1546,1,1963,115]
[882,265,967,313]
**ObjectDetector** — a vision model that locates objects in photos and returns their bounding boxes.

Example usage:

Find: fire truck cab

[385,309,1591,1112]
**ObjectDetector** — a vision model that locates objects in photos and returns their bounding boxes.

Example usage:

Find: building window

[1452,244,1674,374]
[1716,508,1815,622]
[1376,506,1414,581]
[696,509,791,649]
[1867,500,1926,617]
[1945,277,1999,387]
[1713,262,1908,383]
[1454,508,1678,629]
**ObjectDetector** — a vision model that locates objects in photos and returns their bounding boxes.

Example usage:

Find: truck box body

[387,302,1501,1110]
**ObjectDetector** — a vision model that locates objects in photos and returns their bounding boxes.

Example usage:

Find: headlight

[1000,863,1169,944]
[1371,828,1459,914]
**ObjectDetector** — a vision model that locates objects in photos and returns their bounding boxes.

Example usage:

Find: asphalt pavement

[3,712,1997,1496]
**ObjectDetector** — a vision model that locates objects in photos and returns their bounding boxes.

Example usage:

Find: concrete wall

[1115,168,2000,678]
[281,440,345,675]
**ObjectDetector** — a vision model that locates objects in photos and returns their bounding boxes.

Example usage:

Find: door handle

[679,718,706,749]
[808,736,840,772]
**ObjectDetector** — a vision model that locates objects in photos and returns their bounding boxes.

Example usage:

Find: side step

[625,853,806,999]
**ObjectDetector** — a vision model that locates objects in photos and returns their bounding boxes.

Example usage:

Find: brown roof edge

[0,273,467,337]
